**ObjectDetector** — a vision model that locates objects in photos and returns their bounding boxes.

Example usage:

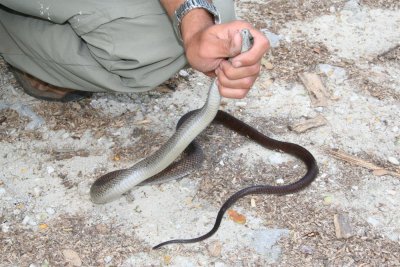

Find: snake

[90,29,319,249]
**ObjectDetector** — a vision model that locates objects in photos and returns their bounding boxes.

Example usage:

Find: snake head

[240,29,254,53]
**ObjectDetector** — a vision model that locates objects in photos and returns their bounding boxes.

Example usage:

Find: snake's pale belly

[89,30,319,249]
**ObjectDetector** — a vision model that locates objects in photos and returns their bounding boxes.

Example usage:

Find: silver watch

[172,0,221,44]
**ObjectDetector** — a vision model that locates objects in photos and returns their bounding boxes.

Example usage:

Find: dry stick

[289,114,327,133]
[299,72,331,107]
[377,44,400,58]
[326,149,400,178]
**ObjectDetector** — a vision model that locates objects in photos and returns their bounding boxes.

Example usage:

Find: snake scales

[90,29,319,249]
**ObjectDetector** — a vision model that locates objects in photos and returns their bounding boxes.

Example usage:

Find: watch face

[172,0,221,44]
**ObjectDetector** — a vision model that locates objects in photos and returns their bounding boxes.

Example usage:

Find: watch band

[172,0,221,44]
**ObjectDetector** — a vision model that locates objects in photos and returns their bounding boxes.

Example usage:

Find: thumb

[209,30,242,59]
[227,30,243,58]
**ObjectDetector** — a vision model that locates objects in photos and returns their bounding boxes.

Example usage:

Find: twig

[326,148,400,178]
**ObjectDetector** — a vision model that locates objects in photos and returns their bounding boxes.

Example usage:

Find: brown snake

[152,109,318,249]
[90,29,319,249]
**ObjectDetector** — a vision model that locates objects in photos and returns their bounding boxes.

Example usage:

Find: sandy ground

[1,0,400,266]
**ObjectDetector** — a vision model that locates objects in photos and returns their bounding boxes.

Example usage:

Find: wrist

[181,9,215,45]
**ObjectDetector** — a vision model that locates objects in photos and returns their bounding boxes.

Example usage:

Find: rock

[250,229,289,262]
[269,153,286,164]
[1,223,10,233]
[343,0,361,13]
[276,178,284,184]
[317,64,347,83]
[367,216,380,227]
[323,196,333,205]
[22,215,32,225]
[46,207,55,215]
[77,181,90,196]
[179,69,190,77]
[62,249,82,267]
[33,187,41,197]
[299,245,315,255]
[207,241,222,257]
[96,224,109,234]
[260,30,283,48]
[334,213,353,239]
[46,166,55,174]
[235,101,247,107]
[104,255,113,264]
[388,157,399,165]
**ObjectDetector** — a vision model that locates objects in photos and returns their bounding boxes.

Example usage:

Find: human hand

[182,16,269,99]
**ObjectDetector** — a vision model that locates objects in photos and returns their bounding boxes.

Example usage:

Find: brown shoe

[10,66,92,102]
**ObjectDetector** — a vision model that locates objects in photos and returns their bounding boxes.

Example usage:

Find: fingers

[216,61,259,99]
[206,21,270,64]
[217,82,250,99]
[231,29,270,67]
[219,60,260,80]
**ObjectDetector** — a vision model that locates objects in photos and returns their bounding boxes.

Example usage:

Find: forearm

[160,0,214,45]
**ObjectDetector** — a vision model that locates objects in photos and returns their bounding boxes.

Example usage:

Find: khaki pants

[0,0,235,93]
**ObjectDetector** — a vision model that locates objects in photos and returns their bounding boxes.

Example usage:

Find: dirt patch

[238,0,345,32]
[0,215,143,266]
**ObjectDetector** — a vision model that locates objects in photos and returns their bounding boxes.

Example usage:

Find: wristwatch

[172,0,221,44]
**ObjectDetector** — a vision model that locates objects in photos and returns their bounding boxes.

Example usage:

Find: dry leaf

[134,119,151,125]
[261,58,274,70]
[372,169,388,176]
[228,210,246,224]
[164,255,172,265]
[39,223,48,230]
[62,249,82,267]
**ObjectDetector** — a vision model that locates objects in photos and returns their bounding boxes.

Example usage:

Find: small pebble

[77,182,90,196]
[179,69,190,77]
[207,241,222,257]
[13,209,21,215]
[22,215,31,225]
[104,256,113,264]
[269,153,285,164]
[62,132,70,139]
[323,196,333,205]
[276,178,284,184]
[47,166,55,174]
[46,207,55,215]
[235,101,247,107]
[1,223,10,233]
[300,245,315,255]
[0,187,6,196]
[62,249,82,267]
[388,157,399,165]
[33,187,41,197]
[367,217,380,227]
[219,160,225,166]
[250,198,256,207]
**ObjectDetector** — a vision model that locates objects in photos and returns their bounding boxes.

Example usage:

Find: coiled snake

[90,29,319,249]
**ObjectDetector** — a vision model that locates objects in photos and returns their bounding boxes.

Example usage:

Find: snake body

[90,30,319,249]
[90,29,253,204]
[153,110,318,248]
